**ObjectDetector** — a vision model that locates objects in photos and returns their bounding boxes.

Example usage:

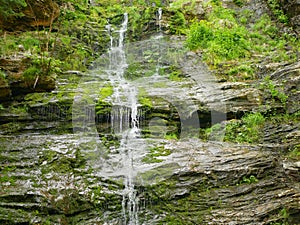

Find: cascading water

[158,8,162,32]
[105,13,140,225]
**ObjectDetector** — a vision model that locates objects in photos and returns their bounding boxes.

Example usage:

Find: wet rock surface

[0,1,299,222]
[0,132,299,224]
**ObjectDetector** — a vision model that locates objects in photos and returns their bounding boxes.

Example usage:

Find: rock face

[0,57,56,101]
[0,132,299,224]
[270,61,300,114]
[0,1,299,224]
[279,0,300,34]
[0,0,60,31]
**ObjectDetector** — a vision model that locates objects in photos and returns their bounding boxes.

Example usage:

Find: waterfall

[105,13,140,225]
[158,8,162,32]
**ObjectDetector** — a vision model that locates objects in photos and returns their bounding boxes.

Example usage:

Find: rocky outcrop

[0,133,299,224]
[270,61,300,114]
[0,56,55,101]
[279,0,300,34]
[0,0,59,31]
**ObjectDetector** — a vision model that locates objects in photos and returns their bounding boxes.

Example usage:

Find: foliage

[233,0,246,7]
[185,1,299,81]
[23,66,41,80]
[288,144,300,160]
[169,10,187,35]
[224,112,265,143]
[266,0,288,24]
[169,70,184,81]
[186,4,250,65]
[228,64,254,80]
[238,175,258,185]
[0,70,6,79]
[99,84,114,100]
[170,0,197,9]
[260,76,288,106]
[0,0,26,19]
[164,133,178,140]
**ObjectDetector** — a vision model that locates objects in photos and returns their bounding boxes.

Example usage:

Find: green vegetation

[238,175,258,185]
[224,112,265,143]
[138,88,153,109]
[186,7,250,64]
[260,76,288,106]
[142,145,171,163]
[0,165,18,188]
[233,0,247,7]
[0,0,26,19]
[169,10,187,35]
[164,133,178,140]
[266,0,288,24]
[205,112,266,143]
[186,1,299,81]
[95,84,113,115]
[99,84,113,100]
[287,144,300,160]
[22,66,41,80]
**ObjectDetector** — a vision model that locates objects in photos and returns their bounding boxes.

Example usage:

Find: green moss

[95,84,114,115]
[99,84,113,100]
[142,145,171,163]
[287,144,300,160]
[169,71,184,81]
[186,17,250,64]
[266,0,289,24]
[23,66,41,80]
[0,166,17,186]
[237,175,258,185]
[164,133,178,140]
[233,0,246,7]
[169,10,187,35]
[138,88,153,109]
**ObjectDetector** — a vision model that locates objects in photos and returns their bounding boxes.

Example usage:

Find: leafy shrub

[224,113,265,143]
[169,11,187,34]
[266,0,288,24]
[23,66,41,80]
[0,70,6,79]
[261,76,288,106]
[0,0,26,19]
[186,4,250,65]
[233,0,246,7]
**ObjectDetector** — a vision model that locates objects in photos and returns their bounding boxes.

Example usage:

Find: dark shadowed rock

[279,0,300,34]
[0,56,56,101]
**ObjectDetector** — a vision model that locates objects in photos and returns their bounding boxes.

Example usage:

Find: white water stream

[71,8,226,224]
[105,13,140,225]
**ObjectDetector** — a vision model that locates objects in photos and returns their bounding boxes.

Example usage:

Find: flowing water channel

[72,10,208,224]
